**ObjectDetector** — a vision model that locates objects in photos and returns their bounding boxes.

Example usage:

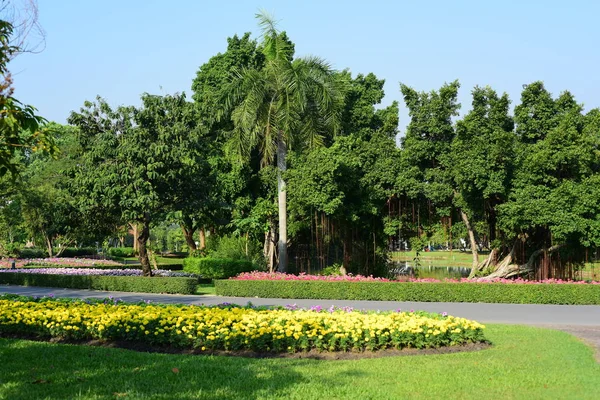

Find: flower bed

[0,267,196,278]
[0,258,122,269]
[234,271,600,285]
[216,277,600,305]
[0,295,486,353]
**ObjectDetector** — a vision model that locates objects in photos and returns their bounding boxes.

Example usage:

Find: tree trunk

[131,223,139,254]
[137,214,152,277]
[459,208,479,268]
[469,248,499,278]
[483,243,563,279]
[45,234,53,257]
[276,132,288,272]
[181,215,197,253]
[199,228,206,250]
[264,224,275,273]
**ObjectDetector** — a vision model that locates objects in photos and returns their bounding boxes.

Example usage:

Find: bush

[183,258,256,279]
[0,297,487,352]
[214,280,600,305]
[58,247,97,258]
[107,247,136,258]
[18,248,48,259]
[0,273,197,294]
[205,234,264,266]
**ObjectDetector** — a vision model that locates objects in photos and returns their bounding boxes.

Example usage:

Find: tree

[490,83,600,279]
[222,11,345,272]
[448,86,515,274]
[0,15,55,178]
[69,93,208,276]
[398,81,460,257]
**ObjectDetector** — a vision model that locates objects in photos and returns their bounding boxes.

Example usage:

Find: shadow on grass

[0,338,311,400]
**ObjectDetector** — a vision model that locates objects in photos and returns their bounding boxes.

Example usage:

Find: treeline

[1,13,599,279]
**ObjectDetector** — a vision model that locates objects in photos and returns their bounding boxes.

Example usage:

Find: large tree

[448,86,515,274]
[69,93,208,276]
[222,12,345,272]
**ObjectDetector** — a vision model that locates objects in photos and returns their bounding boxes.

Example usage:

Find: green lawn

[391,250,482,268]
[196,283,216,295]
[0,325,598,399]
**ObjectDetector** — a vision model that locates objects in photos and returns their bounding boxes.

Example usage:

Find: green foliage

[18,248,46,259]
[58,247,97,257]
[0,273,197,294]
[0,21,57,179]
[107,247,135,258]
[215,280,600,305]
[319,265,343,276]
[183,257,256,279]
[205,234,263,265]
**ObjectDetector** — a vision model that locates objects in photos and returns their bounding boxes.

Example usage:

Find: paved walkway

[2,284,599,326]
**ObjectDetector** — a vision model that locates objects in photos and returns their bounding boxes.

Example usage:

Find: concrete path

[2,284,599,326]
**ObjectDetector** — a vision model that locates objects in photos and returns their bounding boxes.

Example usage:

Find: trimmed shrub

[183,258,256,279]
[19,248,47,259]
[107,247,136,258]
[214,280,600,305]
[0,272,197,294]
[58,247,97,258]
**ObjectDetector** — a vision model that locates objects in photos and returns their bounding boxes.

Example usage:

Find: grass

[0,325,598,399]
[391,250,482,268]
[195,283,216,295]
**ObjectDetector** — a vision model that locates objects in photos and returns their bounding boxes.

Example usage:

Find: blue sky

[9,0,600,134]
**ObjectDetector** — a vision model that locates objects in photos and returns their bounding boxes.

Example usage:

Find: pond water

[390,262,471,279]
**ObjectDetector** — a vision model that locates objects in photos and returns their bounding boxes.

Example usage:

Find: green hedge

[107,247,136,258]
[183,258,256,279]
[214,280,600,305]
[18,248,47,259]
[0,273,197,295]
[58,247,97,257]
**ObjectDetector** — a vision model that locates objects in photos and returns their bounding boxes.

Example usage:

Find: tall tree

[398,81,460,258]
[69,93,208,276]
[448,86,515,274]
[222,12,345,272]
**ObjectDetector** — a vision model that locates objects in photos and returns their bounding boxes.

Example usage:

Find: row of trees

[2,12,599,279]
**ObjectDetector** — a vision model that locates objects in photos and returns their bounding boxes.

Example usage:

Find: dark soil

[0,333,491,360]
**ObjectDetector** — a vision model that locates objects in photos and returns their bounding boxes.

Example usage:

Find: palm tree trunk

[277,132,288,272]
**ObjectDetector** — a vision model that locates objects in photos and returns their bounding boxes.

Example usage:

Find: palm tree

[223,11,345,272]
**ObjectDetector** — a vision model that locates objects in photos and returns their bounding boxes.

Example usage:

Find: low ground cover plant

[0,295,486,353]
